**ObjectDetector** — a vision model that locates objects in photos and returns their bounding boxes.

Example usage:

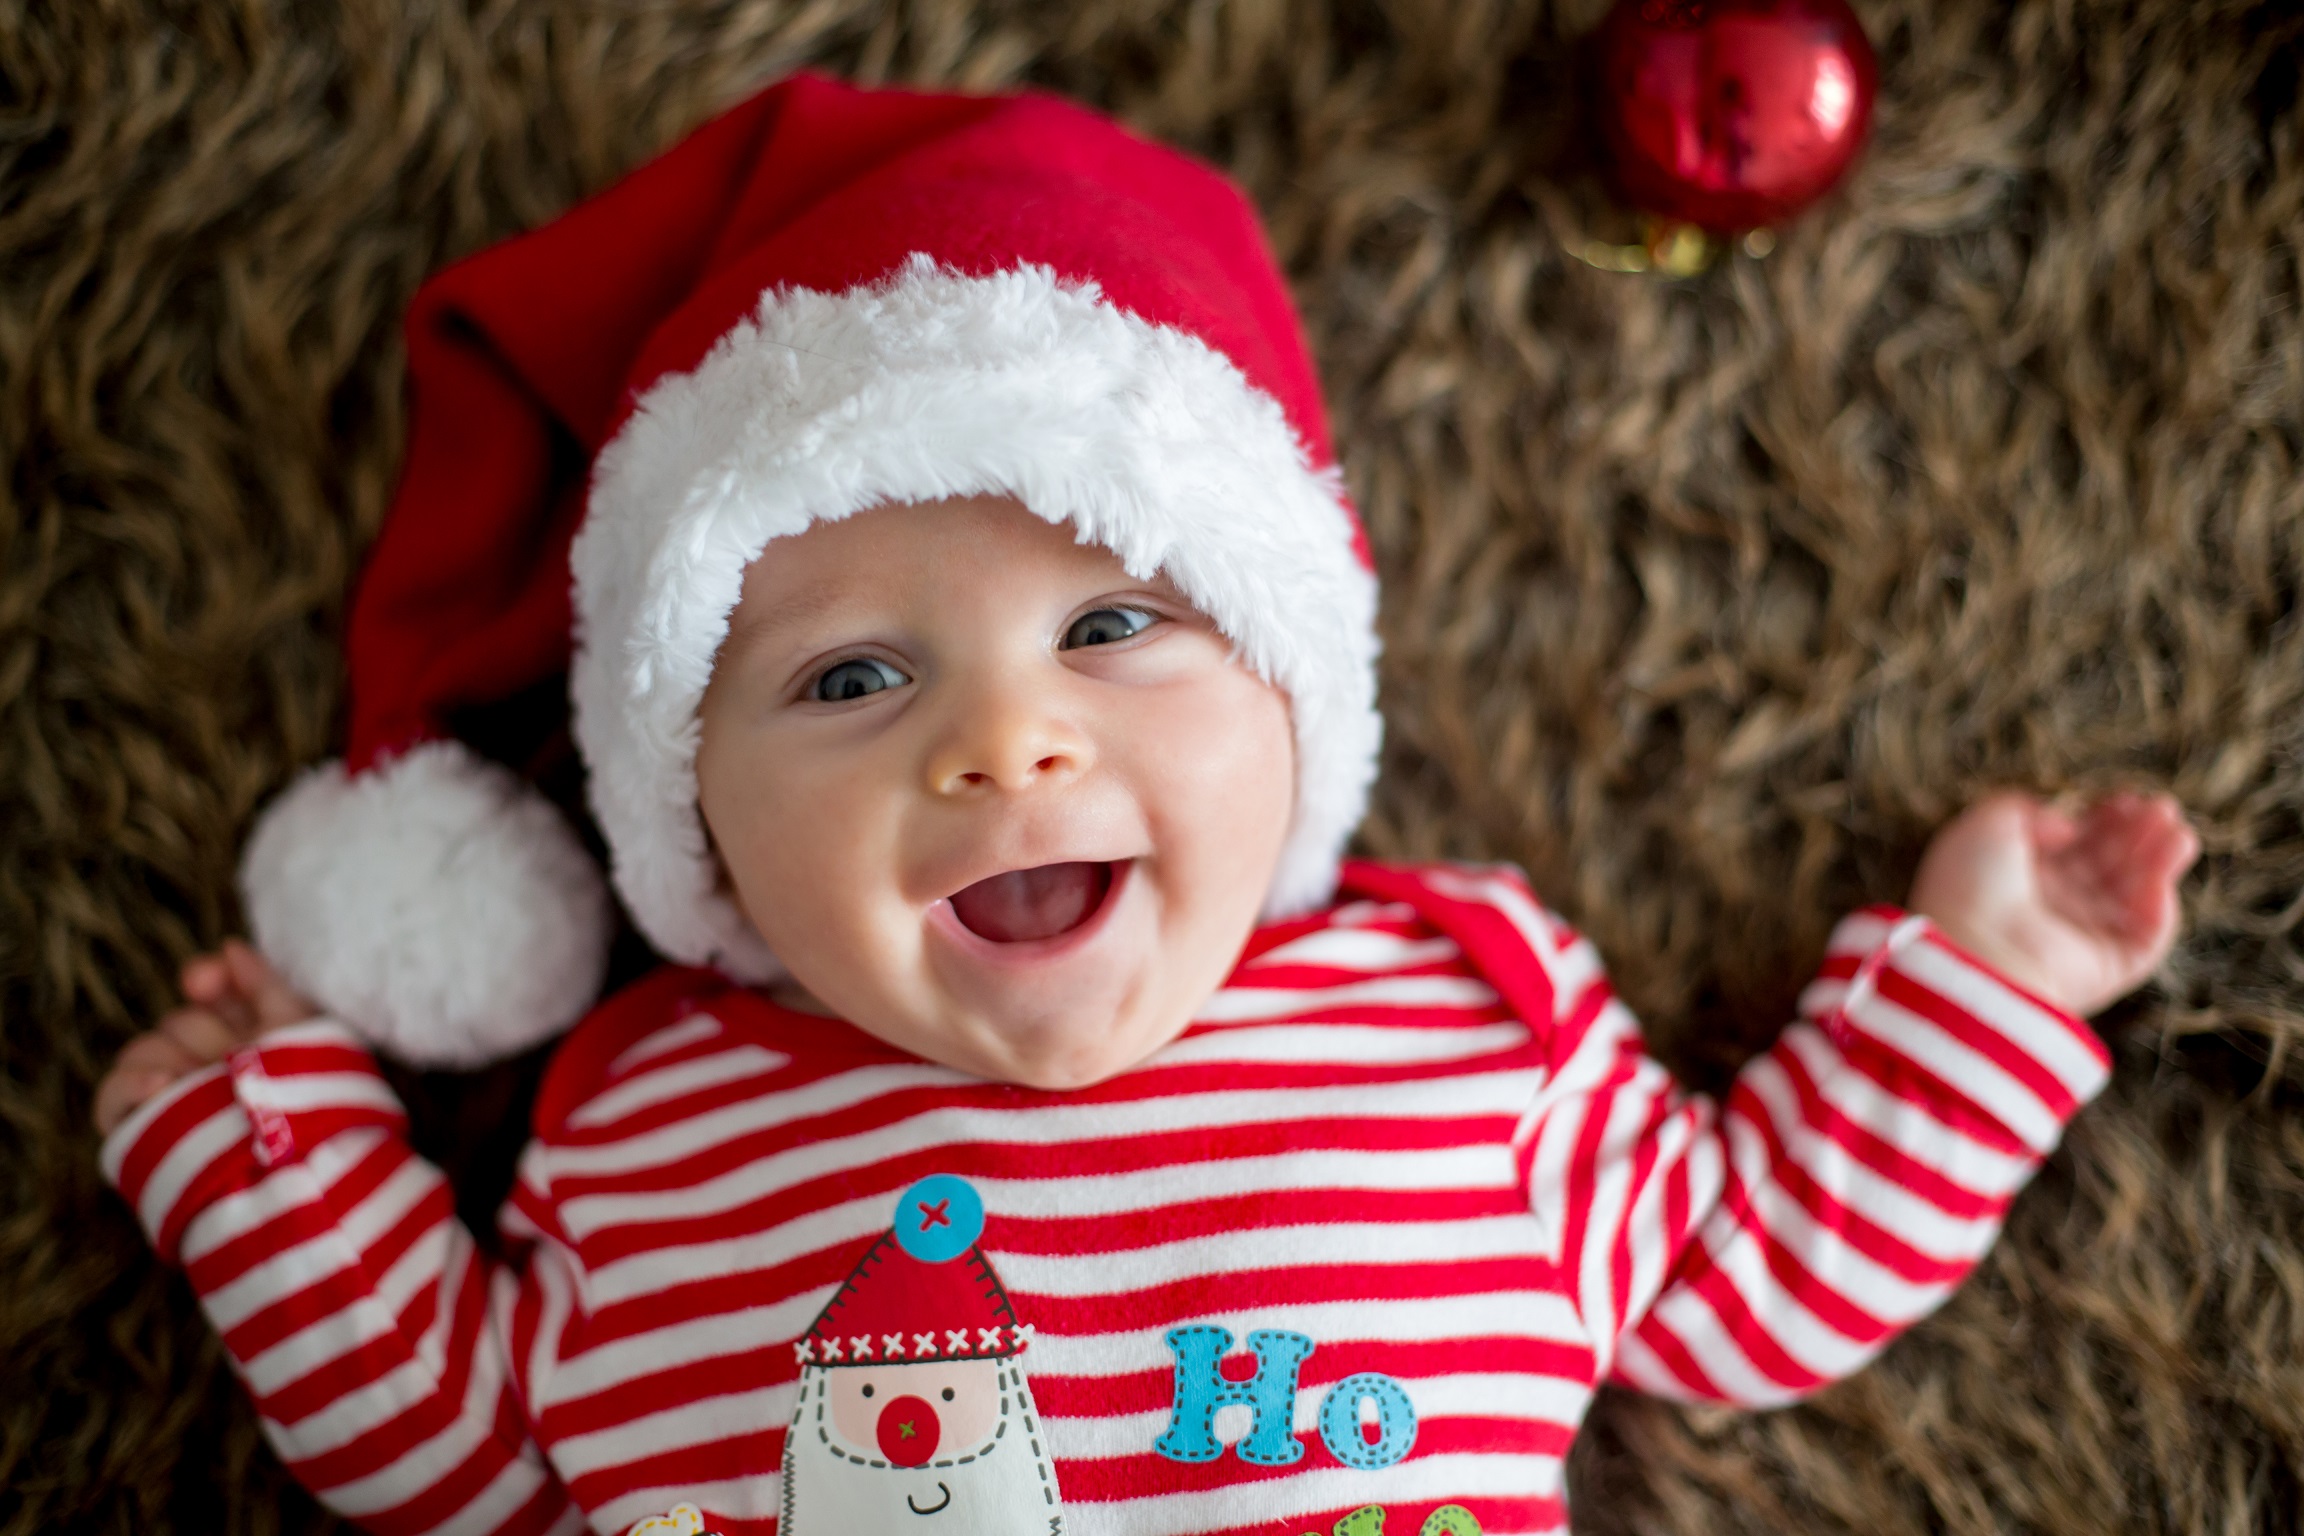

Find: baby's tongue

[949,862,1111,943]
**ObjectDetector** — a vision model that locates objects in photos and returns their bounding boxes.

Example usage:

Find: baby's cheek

[1146,670,1294,870]
[707,750,886,959]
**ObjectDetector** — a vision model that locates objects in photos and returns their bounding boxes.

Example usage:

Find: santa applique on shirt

[626,1175,1061,1535]
[779,1176,1061,1532]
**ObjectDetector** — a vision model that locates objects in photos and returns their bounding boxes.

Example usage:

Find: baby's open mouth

[947,861,1116,944]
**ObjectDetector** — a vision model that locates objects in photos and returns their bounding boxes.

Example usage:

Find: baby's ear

[700,827,734,895]
[699,828,758,929]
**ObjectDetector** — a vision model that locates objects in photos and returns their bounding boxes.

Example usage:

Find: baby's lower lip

[947,861,1116,943]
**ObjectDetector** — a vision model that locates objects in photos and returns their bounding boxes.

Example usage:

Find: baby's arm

[1524,791,2193,1404]
[97,947,582,1535]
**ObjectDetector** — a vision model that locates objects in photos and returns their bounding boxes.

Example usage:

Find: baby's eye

[811,657,909,702]
[1062,606,1156,649]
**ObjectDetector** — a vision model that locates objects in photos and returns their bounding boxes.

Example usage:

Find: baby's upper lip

[920,846,1142,906]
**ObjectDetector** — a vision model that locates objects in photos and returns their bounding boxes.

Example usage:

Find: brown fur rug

[5,0,2302,1530]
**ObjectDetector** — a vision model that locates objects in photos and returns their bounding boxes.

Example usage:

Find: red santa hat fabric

[799,1242,1026,1367]
[802,1175,1028,1365]
[241,73,1380,1067]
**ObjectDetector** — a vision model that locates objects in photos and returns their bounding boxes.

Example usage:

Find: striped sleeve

[100,1021,583,1536]
[1520,906,2110,1407]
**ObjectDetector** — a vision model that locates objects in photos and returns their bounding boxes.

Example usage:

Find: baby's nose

[922,674,1095,796]
[877,1394,941,1466]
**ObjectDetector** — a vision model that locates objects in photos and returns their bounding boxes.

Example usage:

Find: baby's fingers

[180,951,257,1036]
[2087,795,2198,924]
[222,940,319,1031]
[183,941,318,1034]
[94,1031,203,1136]
[116,1030,201,1077]
[2083,793,2194,869]
[2138,798,2202,882]
[158,1003,253,1062]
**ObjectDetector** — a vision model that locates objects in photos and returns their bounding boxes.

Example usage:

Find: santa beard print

[780,1355,1061,1533]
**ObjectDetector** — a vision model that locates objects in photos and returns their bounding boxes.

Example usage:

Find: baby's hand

[93,940,319,1136]
[1908,790,2200,1018]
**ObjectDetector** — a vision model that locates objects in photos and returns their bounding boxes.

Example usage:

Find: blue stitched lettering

[1153,1325,1313,1465]
[1316,1372,1417,1469]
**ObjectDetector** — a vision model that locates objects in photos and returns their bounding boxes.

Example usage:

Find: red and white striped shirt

[103,861,2107,1536]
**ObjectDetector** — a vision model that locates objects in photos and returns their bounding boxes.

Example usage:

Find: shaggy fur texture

[3,1,2300,1532]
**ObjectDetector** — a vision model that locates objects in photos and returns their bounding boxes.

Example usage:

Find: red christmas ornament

[1594,0,1878,233]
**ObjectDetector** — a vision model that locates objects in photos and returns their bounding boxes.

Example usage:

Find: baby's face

[696,497,1295,1088]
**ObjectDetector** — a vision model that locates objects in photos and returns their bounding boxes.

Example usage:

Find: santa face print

[825,1358,1004,1464]
[784,1355,1058,1533]
[694,494,1297,1091]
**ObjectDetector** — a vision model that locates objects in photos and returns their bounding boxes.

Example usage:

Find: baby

[95,76,2197,1536]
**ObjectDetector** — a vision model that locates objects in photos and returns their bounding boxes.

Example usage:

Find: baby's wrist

[1910,907,2076,1017]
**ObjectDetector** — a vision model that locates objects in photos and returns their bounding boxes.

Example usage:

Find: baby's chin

[895,857,1185,1083]
[912,935,1187,1088]
[947,1026,1172,1091]
[781,960,1179,1087]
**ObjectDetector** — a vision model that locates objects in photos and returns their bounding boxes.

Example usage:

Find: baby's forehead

[720,496,1183,638]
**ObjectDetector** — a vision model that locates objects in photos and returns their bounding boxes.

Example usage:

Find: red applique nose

[877,1395,940,1466]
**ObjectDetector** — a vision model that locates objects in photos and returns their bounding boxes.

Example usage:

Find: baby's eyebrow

[717,583,854,666]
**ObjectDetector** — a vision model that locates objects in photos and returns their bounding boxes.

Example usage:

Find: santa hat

[797,1175,1027,1367]
[242,73,1381,1067]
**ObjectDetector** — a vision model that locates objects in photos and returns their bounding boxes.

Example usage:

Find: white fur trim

[239,742,615,1067]
[573,258,1380,977]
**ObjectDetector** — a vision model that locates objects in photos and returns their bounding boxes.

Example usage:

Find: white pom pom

[240,741,615,1068]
